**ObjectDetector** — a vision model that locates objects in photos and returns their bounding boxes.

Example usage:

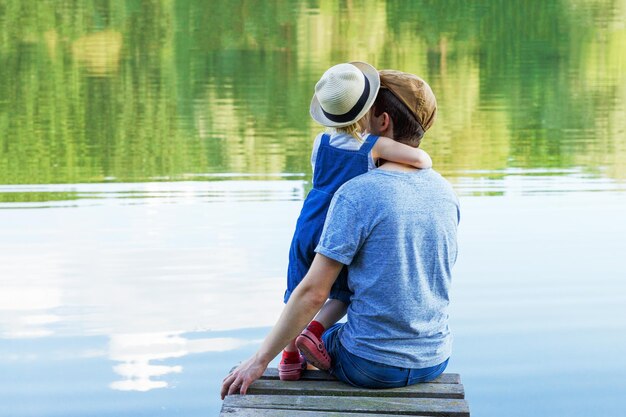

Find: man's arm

[220,254,343,399]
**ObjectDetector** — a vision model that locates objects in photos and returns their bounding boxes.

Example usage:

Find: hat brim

[310,61,381,128]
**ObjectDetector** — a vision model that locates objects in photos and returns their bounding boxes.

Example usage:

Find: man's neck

[378,161,419,172]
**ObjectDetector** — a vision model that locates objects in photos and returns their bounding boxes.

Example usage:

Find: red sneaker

[278,354,307,381]
[296,329,331,370]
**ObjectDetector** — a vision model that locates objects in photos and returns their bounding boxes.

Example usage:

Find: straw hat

[310,62,380,128]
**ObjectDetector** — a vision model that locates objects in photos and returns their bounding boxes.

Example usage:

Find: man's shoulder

[337,168,457,203]
[420,169,458,203]
[424,168,456,190]
[342,168,451,187]
[336,169,382,194]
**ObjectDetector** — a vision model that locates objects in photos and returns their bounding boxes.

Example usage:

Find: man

[221,70,459,397]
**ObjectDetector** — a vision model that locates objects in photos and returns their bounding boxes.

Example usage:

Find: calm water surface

[1,1,625,416]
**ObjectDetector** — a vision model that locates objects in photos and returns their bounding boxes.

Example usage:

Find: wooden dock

[220,368,470,416]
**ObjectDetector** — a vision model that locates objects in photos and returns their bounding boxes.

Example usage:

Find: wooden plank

[260,367,336,381]
[259,368,461,385]
[247,379,465,399]
[220,407,438,417]
[223,394,470,417]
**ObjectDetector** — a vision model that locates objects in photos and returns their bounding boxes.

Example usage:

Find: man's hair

[372,88,423,147]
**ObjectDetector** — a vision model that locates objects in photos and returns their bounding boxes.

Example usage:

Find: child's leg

[284,339,298,352]
[296,299,346,371]
[317,265,351,331]
[280,299,342,367]
[312,299,348,329]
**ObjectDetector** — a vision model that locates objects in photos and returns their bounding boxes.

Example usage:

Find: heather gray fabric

[316,168,459,368]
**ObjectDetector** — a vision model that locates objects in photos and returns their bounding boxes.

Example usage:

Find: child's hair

[335,121,364,143]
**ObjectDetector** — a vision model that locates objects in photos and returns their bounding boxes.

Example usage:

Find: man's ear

[379,112,393,136]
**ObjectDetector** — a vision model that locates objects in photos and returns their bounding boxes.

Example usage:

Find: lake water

[1,1,625,416]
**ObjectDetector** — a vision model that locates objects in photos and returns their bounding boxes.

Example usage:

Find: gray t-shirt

[315,168,460,369]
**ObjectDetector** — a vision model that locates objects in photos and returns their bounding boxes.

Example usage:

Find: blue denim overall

[284,133,380,304]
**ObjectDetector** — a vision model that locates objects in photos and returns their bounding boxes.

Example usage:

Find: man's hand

[220,255,342,400]
[220,353,268,400]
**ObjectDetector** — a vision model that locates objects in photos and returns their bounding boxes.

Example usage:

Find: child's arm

[372,136,432,169]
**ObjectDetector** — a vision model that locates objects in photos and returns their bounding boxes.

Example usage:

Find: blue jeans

[321,323,449,388]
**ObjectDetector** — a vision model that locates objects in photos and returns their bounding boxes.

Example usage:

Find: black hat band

[321,74,370,123]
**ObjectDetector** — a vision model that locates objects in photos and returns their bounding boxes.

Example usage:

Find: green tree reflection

[0,0,624,186]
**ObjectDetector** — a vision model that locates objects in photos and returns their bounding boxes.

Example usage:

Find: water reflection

[0,1,624,184]
[1,0,625,416]
[0,292,59,340]
[0,258,63,339]
[0,179,625,416]
[0,181,297,394]
[110,332,184,392]
[451,168,626,196]
[0,179,305,208]
[72,30,123,76]
[1,172,624,207]
[109,332,257,392]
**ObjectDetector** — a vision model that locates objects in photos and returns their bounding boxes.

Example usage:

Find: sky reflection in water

[1,177,625,416]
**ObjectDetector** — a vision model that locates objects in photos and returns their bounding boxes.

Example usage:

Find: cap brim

[310,61,381,128]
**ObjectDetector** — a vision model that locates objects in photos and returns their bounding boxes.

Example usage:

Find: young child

[279,62,433,380]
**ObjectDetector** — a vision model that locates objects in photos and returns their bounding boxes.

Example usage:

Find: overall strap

[358,134,380,155]
[320,133,331,147]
